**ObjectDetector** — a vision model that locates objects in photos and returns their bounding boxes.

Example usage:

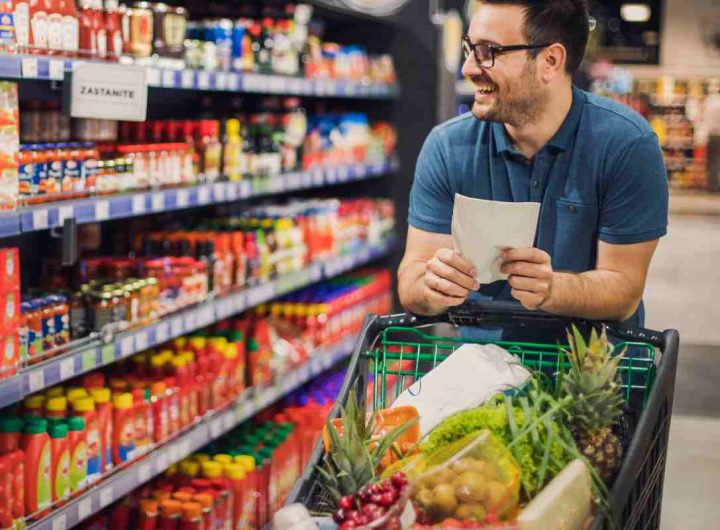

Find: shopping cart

[287,301,680,530]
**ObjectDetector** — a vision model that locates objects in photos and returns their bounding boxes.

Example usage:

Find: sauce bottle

[150,381,168,443]
[45,396,68,421]
[234,455,257,530]
[131,387,150,456]
[92,0,107,59]
[223,463,246,530]
[191,493,214,530]
[10,450,25,527]
[66,387,88,403]
[104,0,123,59]
[159,499,182,530]
[170,357,190,428]
[180,502,203,530]
[89,387,113,473]
[78,0,97,57]
[59,0,79,55]
[48,421,70,505]
[71,397,102,483]
[0,454,11,530]
[201,461,232,530]
[21,418,51,518]
[0,416,25,522]
[112,392,135,465]
[24,394,45,418]
[66,416,87,495]
[164,376,180,435]
[137,498,159,530]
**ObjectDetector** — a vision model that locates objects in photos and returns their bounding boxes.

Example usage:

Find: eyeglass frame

[462,35,552,68]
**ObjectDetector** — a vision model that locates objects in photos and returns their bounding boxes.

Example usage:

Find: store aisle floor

[645,213,720,528]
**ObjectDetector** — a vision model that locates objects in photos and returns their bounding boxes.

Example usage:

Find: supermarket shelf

[0,237,394,409]
[25,333,357,530]
[0,156,399,237]
[0,54,399,98]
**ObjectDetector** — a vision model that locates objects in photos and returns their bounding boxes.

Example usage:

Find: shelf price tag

[134,331,148,352]
[27,370,45,393]
[156,452,168,472]
[212,182,226,201]
[239,180,252,198]
[155,321,169,344]
[197,186,211,205]
[198,71,210,90]
[82,349,96,372]
[181,70,195,88]
[95,200,110,221]
[58,205,74,225]
[49,59,65,80]
[146,68,160,86]
[21,57,38,78]
[183,312,197,331]
[32,209,49,230]
[355,164,367,178]
[216,72,228,90]
[78,498,93,521]
[132,194,146,214]
[162,69,176,87]
[52,513,67,530]
[210,418,222,439]
[101,344,115,364]
[138,463,151,483]
[170,317,183,338]
[120,336,134,357]
[176,189,190,208]
[226,182,238,201]
[152,192,165,211]
[338,165,349,182]
[59,358,74,380]
[99,486,114,508]
[223,413,235,430]
[312,170,324,186]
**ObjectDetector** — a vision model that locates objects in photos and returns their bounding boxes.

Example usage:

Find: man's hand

[501,247,554,310]
[423,249,480,311]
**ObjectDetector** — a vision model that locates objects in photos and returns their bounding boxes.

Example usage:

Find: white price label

[28,370,45,393]
[227,74,239,91]
[138,463,151,483]
[326,168,337,184]
[120,336,134,357]
[58,205,74,225]
[226,183,238,201]
[359,247,371,263]
[181,70,195,89]
[223,412,235,430]
[338,166,349,182]
[49,59,65,81]
[134,331,148,352]
[21,57,38,78]
[198,71,210,90]
[212,182,226,201]
[151,192,165,211]
[146,67,160,86]
[301,172,313,187]
[168,444,180,462]
[32,209,49,230]
[78,498,93,521]
[52,513,67,530]
[59,358,74,380]
[99,486,113,508]
[197,186,211,204]
[179,440,191,456]
[210,419,222,439]
[232,292,246,313]
[95,200,110,221]
[289,78,303,94]
[312,170,324,186]
[356,164,367,178]
[132,194,146,214]
[239,180,252,198]
[184,312,197,331]
[155,321,169,344]
[156,452,168,472]
[162,69,176,87]
[176,189,190,208]
[215,72,228,90]
[170,317,183,337]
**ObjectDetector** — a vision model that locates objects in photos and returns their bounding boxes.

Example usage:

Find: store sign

[69,63,148,121]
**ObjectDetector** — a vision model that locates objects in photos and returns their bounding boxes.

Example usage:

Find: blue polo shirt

[408,86,668,327]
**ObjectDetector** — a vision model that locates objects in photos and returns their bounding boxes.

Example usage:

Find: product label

[38,442,52,510]
[64,158,83,193]
[18,161,34,197]
[69,441,87,492]
[104,418,113,473]
[97,29,107,59]
[54,448,70,500]
[86,422,101,480]
[62,15,79,53]
[14,3,29,48]
[46,159,63,196]
[30,11,48,49]
[116,419,135,463]
[41,312,56,353]
[47,13,62,51]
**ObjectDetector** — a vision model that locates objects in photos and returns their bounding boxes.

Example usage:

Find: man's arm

[501,239,659,321]
[398,226,479,315]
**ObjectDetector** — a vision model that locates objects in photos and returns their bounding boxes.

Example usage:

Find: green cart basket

[287,301,680,530]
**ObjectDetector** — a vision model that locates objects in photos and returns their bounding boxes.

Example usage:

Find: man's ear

[540,43,567,82]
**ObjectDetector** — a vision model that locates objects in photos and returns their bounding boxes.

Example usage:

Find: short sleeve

[599,133,668,244]
[408,129,454,233]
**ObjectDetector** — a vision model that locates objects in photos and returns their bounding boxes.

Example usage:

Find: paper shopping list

[451,193,541,284]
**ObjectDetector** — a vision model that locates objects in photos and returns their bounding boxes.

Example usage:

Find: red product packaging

[0,248,19,290]
[0,327,18,378]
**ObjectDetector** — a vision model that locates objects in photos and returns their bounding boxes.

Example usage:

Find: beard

[470,60,549,127]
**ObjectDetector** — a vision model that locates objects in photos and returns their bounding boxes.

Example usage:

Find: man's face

[461,4,550,127]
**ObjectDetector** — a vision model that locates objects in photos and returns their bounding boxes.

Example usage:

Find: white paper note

[451,193,540,284]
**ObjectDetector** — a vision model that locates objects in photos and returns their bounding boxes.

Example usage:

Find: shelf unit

[0,156,399,236]
[0,236,394,408]
[25,333,358,530]
[1,54,399,98]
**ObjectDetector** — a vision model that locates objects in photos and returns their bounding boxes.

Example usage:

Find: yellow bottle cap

[158,350,174,362]
[166,463,178,476]
[208,337,227,351]
[46,396,68,412]
[225,118,240,137]
[213,454,232,464]
[170,357,186,369]
[180,459,200,477]
[46,387,65,398]
[193,453,210,464]
[113,393,133,409]
[150,355,166,369]
[24,395,45,410]
[223,463,246,481]
[201,461,223,479]
[234,455,256,472]
[66,388,89,403]
[223,345,237,360]
[72,397,96,413]
[173,338,187,349]
[189,337,206,350]
[90,387,111,404]
[181,351,194,363]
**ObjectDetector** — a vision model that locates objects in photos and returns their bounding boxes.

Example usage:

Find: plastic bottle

[150,381,169,443]
[170,357,190,428]
[48,422,70,505]
[71,396,102,483]
[91,0,107,58]
[165,376,180,435]
[0,454,11,530]
[104,0,123,58]
[131,387,150,456]
[45,396,68,421]
[24,394,45,418]
[10,450,25,527]
[159,499,182,530]
[112,392,135,465]
[179,502,203,530]
[66,416,87,495]
[0,417,25,526]
[137,498,159,530]
[192,493,214,530]
[78,0,97,57]
[202,461,232,530]
[223,463,246,530]
[66,387,88,403]
[89,387,113,473]
[58,0,80,55]
[234,455,258,530]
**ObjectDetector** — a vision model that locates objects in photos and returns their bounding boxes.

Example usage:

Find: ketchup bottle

[104,0,123,59]
[78,0,97,57]
[59,0,79,56]
[137,498,159,530]
[92,0,107,59]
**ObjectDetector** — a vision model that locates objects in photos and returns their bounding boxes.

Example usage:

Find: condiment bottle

[192,493,214,530]
[131,387,150,456]
[45,396,68,421]
[150,381,169,443]
[66,387,88,403]
[48,421,70,505]
[224,463,246,530]
[180,502,203,530]
[137,498,159,530]
[92,0,107,59]
[0,417,25,523]
[78,0,97,57]
[66,416,87,495]
[21,419,52,518]
[71,397,102,483]
[112,392,135,464]
[202,461,232,530]
[24,394,45,418]
[104,0,123,59]
[89,387,113,473]
[159,499,182,530]
[234,455,258,530]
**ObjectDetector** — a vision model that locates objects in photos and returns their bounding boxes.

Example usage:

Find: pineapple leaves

[369,416,419,470]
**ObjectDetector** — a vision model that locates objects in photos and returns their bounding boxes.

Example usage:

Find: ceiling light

[620,3,651,23]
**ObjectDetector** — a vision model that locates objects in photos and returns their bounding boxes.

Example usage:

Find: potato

[429,483,458,517]
[451,457,488,476]
[453,472,487,503]
[414,487,433,508]
[455,503,487,521]
[421,467,456,489]
[484,480,509,510]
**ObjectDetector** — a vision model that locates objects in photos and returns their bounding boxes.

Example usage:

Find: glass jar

[92,290,117,332]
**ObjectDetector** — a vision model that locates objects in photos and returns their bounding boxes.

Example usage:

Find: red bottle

[92,0,107,59]
[137,498,159,530]
[48,422,70,505]
[78,0,97,57]
[104,0,123,59]
[58,0,79,55]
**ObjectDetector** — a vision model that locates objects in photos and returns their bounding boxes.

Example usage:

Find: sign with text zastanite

[70,63,148,121]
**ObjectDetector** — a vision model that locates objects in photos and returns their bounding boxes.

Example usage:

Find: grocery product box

[0,247,19,289]
[0,81,18,210]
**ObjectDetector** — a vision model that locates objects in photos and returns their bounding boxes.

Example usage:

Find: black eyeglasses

[462,35,551,68]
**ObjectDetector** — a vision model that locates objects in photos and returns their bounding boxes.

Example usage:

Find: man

[398,0,668,327]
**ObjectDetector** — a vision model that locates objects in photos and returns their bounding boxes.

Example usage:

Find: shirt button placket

[529,155,547,201]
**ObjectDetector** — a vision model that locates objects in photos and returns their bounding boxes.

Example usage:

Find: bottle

[104,0,123,59]
[202,461,232,530]
[48,421,70,505]
[21,419,52,518]
[78,0,97,57]
[30,0,51,53]
[14,0,31,53]
[150,381,169,443]
[24,394,45,418]
[112,392,135,465]
[59,0,80,55]
[66,386,88,403]
[45,396,68,421]
[170,357,190,428]
[46,0,63,53]
[223,463,246,530]
[0,454,12,529]
[222,119,243,181]
[92,0,107,59]
[131,387,150,456]
[192,493,214,530]
[0,417,25,523]
[180,502,203,530]
[89,387,113,473]
[71,397,102,483]
[234,455,257,530]
[137,498,159,530]
[66,416,87,495]
[196,120,222,182]
[9,450,25,528]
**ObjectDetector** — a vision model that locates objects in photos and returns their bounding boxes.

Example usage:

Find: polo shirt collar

[492,85,586,157]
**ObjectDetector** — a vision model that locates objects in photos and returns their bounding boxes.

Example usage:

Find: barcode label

[28,370,45,393]
[132,194,146,214]
[58,205,74,225]
[21,57,38,78]
[49,59,65,80]
[59,358,74,380]
[152,193,165,211]
[95,201,110,221]
[176,189,189,208]
[33,209,49,230]
[78,498,93,521]
[99,486,113,508]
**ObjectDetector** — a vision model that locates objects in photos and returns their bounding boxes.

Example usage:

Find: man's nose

[461,52,482,79]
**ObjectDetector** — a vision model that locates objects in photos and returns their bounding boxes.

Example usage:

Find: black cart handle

[427,300,666,349]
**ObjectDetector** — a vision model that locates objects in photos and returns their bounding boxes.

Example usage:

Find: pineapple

[560,325,626,482]
[316,387,417,508]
